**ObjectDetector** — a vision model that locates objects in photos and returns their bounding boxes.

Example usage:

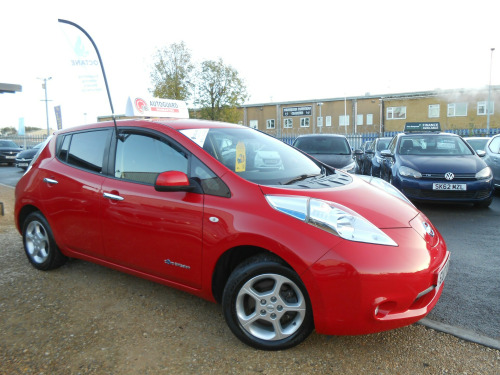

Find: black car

[356,140,373,175]
[15,143,43,170]
[364,137,392,177]
[292,134,361,173]
[0,140,22,166]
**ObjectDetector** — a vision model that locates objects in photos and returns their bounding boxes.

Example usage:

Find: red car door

[100,131,203,289]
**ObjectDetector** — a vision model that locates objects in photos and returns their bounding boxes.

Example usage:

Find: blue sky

[1,0,499,130]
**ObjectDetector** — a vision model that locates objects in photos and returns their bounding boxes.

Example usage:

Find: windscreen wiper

[282,174,321,185]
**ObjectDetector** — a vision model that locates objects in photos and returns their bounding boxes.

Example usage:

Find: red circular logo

[134,98,149,113]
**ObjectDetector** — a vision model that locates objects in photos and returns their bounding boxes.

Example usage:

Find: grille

[421,173,476,181]
[403,188,491,200]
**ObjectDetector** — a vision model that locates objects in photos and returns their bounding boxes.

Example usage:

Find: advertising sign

[283,106,312,117]
[125,96,189,119]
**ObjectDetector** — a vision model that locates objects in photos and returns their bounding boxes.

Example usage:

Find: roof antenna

[58,19,123,141]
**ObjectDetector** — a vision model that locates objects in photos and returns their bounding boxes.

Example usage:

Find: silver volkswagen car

[483,134,500,190]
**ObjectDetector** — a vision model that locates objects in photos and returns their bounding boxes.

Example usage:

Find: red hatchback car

[15,119,449,350]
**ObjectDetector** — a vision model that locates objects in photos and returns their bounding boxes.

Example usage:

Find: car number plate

[18,162,29,167]
[6,155,15,159]
[437,257,450,289]
[433,183,466,191]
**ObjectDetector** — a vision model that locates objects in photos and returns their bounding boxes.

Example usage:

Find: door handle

[103,192,124,201]
[43,178,58,185]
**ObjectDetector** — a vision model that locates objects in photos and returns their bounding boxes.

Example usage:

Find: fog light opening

[374,301,397,318]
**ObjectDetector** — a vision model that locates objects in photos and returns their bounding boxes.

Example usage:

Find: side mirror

[353,149,364,155]
[476,150,486,157]
[365,149,375,155]
[380,150,393,158]
[154,170,195,192]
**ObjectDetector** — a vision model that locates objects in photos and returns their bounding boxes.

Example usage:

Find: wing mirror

[154,170,195,192]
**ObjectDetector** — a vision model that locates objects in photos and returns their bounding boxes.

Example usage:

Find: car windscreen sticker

[235,142,246,172]
[180,129,209,148]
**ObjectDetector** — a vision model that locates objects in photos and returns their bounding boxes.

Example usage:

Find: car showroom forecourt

[14,99,449,350]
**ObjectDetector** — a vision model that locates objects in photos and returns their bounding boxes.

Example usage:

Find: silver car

[483,134,500,190]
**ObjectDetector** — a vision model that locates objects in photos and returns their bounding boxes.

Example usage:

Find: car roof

[294,134,347,139]
[55,118,245,135]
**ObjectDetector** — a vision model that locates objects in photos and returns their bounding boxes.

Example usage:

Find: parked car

[292,134,361,173]
[363,137,392,177]
[15,142,43,170]
[464,136,491,153]
[483,134,500,190]
[0,139,23,166]
[15,119,449,350]
[380,123,493,207]
[355,140,373,175]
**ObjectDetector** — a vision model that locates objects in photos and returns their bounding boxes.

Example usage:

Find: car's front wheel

[222,254,314,350]
[22,212,67,270]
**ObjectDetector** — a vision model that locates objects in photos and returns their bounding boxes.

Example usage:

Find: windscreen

[398,135,474,156]
[180,128,322,185]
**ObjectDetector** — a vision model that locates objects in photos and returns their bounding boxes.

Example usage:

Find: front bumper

[394,176,493,203]
[303,226,449,335]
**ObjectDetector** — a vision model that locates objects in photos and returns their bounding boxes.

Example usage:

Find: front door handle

[43,178,58,185]
[103,192,124,201]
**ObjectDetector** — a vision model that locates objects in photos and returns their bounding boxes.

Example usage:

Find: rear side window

[57,130,110,173]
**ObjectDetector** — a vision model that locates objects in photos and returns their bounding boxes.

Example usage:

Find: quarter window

[447,103,467,117]
[488,137,500,153]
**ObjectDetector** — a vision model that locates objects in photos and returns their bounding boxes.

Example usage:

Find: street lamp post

[38,77,52,136]
[487,48,495,135]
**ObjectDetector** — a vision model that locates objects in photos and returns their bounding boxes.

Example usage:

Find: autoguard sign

[125,96,189,119]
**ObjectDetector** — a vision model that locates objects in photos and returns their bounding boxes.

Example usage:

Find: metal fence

[0,135,49,149]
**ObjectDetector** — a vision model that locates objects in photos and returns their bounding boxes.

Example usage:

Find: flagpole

[58,19,120,137]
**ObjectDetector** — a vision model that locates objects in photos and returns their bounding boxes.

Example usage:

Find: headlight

[266,195,397,246]
[475,167,492,180]
[340,161,357,173]
[399,166,422,178]
[357,175,413,205]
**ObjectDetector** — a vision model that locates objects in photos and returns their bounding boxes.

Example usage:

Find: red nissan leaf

[15,119,449,350]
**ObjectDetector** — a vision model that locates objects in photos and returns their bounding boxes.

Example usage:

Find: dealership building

[238,86,500,138]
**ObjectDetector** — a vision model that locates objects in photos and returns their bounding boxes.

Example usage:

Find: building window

[366,114,373,125]
[266,119,275,129]
[387,106,406,120]
[447,103,467,117]
[300,118,310,127]
[317,116,323,127]
[249,120,258,129]
[339,115,350,126]
[478,101,494,115]
[326,116,332,127]
[357,114,363,126]
[428,104,440,118]
[284,118,293,128]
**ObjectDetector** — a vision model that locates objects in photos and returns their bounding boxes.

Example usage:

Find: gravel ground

[1,184,499,374]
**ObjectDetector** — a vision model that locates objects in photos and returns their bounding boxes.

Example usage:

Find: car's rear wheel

[22,212,67,270]
[222,254,313,350]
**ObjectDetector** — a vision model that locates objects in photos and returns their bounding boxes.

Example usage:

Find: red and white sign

[126,96,189,118]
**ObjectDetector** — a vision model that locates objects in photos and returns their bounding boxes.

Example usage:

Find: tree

[195,58,248,122]
[150,41,194,101]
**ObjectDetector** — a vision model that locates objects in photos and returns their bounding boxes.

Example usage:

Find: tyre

[222,254,313,350]
[22,212,67,270]
[474,197,492,208]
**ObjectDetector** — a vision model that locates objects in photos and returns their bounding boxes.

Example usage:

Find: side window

[489,137,500,154]
[115,133,188,185]
[388,137,397,153]
[58,130,109,173]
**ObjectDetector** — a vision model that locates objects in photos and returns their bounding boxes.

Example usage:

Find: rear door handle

[103,192,124,201]
[43,178,58,185]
